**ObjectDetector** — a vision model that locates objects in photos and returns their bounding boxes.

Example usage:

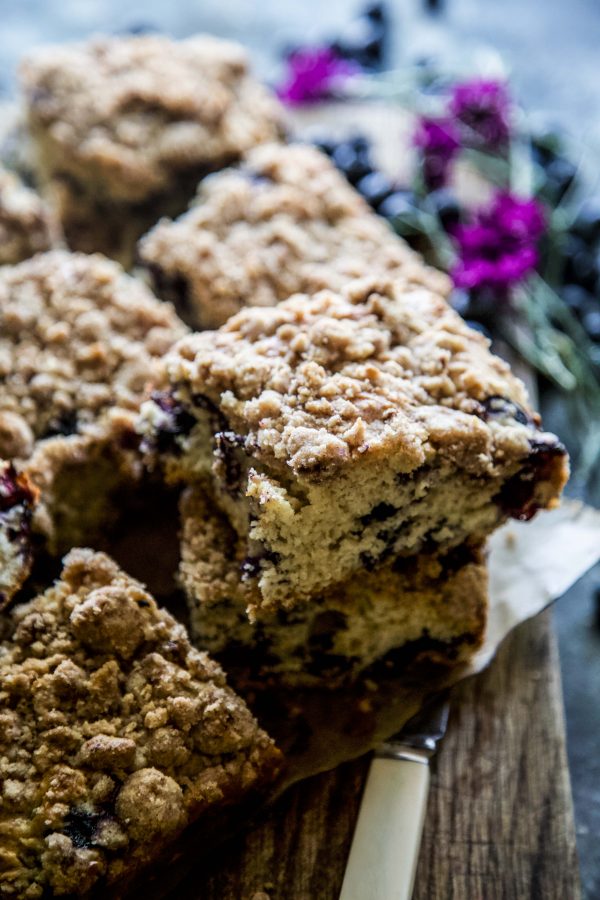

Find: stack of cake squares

[0,31,569,897]
[136,142,568,688]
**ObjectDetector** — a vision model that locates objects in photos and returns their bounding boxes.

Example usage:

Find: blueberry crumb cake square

[139,276,568,614]
[0,549,281,898]
[0,250,187,553]
[20,35,283,264]
[138,142,450,330]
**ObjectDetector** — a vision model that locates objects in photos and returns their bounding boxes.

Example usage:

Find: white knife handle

[339,755,430,900]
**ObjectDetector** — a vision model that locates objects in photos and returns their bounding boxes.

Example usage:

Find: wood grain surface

[174,609,580,900]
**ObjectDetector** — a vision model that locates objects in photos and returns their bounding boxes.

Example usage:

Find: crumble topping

[0,549,280,897]
[161,276,542,476]
[0,250,187,460]
[20,35,283,202]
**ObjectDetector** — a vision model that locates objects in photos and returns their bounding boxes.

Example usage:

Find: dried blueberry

[365,2,386,22]
[118,22,159,35]
[0,465,35,514]
[561,284,596,317]
[465,319,492,341]
[449,288,472,318]
[214,430,246,494]
[349,134,372,154]
[310,135,338,157]
[330,11,387,70]
[582,309,600,342]
[240,548,282,580]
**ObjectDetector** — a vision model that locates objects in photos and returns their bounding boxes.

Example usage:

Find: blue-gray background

[1,0,599,896]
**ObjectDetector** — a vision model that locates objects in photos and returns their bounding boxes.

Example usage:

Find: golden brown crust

[20,35,283,204]
[139,142,450,329]
[0,549,281,897]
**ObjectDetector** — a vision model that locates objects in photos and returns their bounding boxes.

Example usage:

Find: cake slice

[139,277,568,614]
[0,250,187,551]
[20,35,283,264]
[0,548,281,898]
[180,487,487,688]
[0,461,38,608]
[138,142,450,330]
[0,166,58,265]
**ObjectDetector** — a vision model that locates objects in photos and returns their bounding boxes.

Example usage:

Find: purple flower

[450,79,512,150]
[413,117,461,189]
[276,47,360,106]
[451,192,545,292]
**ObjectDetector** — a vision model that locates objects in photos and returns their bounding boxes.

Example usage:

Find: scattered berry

[448,288,472,318]
[331,142,373,184]
[424,188,461,230]
[356,171,394,208]
[330,3,388,70]
[377,190,416,219]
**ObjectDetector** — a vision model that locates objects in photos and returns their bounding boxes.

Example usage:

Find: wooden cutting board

[173,610,580,899]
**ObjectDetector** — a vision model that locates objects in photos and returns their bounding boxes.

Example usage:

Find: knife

[339,693,450,900]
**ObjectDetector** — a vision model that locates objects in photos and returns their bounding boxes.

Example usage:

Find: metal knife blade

[376,690,451,762]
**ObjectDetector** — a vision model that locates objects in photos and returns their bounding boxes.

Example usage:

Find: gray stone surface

[1,0,599,895]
